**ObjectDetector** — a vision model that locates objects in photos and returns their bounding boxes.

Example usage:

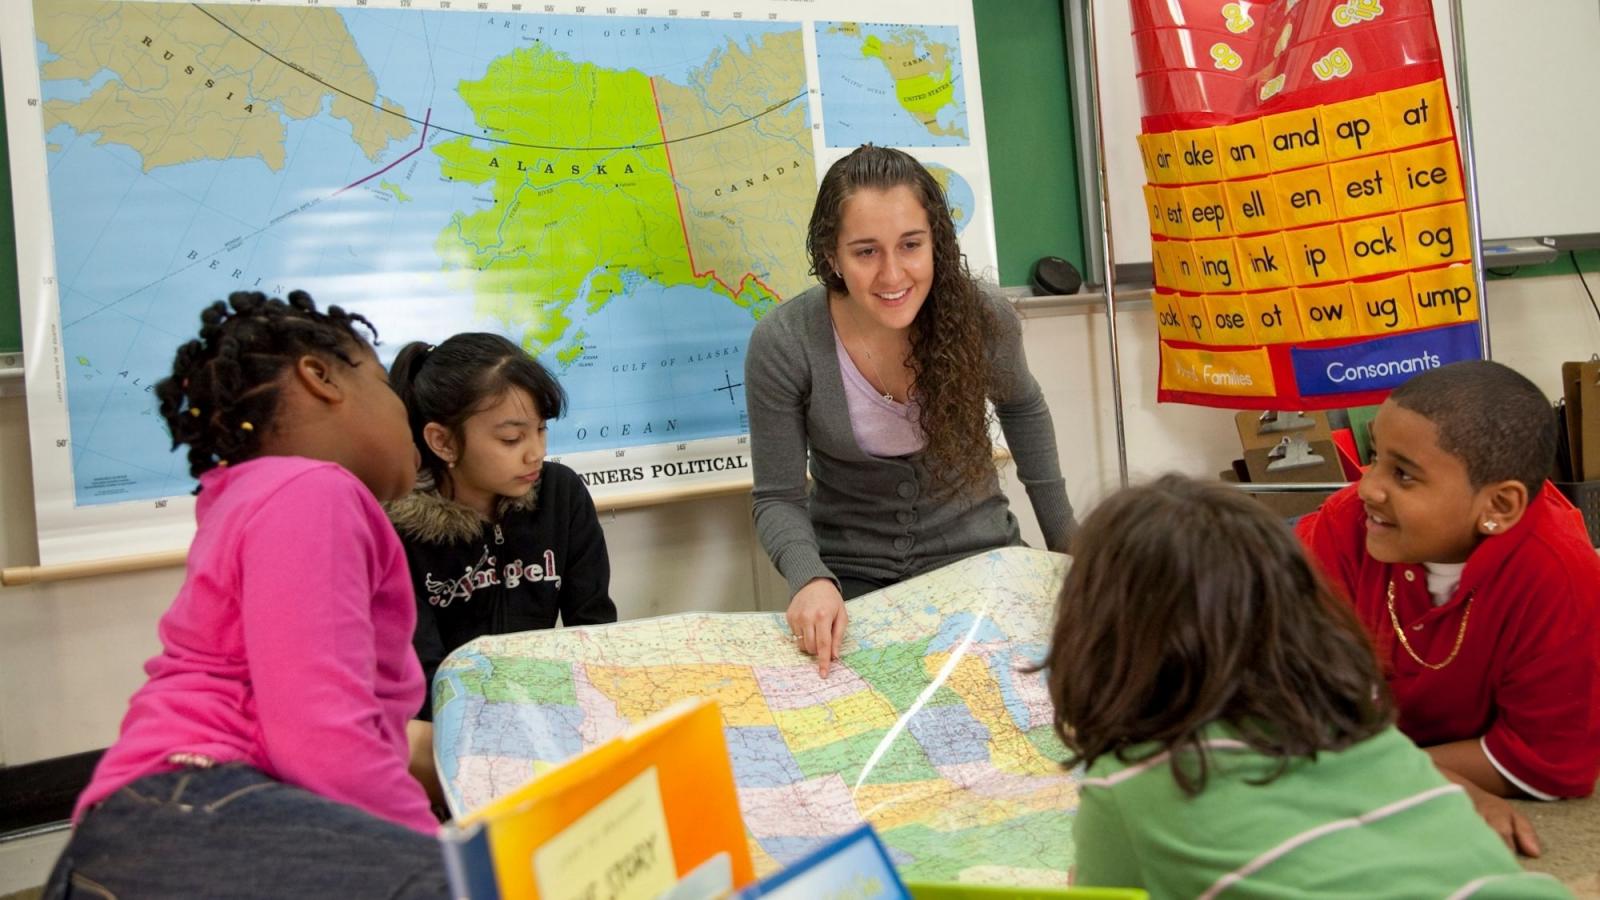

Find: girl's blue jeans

[43,763,448,899]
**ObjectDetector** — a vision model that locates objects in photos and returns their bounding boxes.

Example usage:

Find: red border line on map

[648,79,782,302]
[337,108,433,196]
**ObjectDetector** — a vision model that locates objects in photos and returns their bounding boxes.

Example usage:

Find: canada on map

[29,1,816,507]
[816,22,969,147]
[433,548,1077,885]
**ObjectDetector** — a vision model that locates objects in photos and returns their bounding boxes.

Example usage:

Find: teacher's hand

[787,578,847,677]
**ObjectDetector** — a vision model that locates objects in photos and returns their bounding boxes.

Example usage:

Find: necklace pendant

[882,391,895,403]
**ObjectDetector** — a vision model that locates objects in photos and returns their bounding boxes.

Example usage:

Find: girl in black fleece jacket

[388,332,615,809]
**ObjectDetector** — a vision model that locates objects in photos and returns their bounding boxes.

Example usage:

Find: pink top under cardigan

[832,327,926,458]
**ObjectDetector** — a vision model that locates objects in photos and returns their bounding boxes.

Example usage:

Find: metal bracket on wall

[0,352,22,399]
[1068,0,1130,487]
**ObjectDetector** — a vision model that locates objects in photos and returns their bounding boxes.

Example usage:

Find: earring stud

[1483,521,1498,532]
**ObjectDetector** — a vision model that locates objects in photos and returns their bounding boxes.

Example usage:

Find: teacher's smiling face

[831,184,934,336]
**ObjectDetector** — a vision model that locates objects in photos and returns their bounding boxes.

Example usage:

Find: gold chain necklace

[1386,579,1472,670]
[839,298,903,403]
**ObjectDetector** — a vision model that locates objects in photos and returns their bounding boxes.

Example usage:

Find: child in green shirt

[1039,474,1569,898]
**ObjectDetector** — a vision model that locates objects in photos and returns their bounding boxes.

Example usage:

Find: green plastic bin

[904,883,1147,900]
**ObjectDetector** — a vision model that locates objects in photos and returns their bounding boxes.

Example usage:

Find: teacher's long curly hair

[806,145,1001,497]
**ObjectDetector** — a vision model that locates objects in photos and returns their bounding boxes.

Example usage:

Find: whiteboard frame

[1064,0,1600,286]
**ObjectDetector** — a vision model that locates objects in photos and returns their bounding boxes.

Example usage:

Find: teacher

[746,145,1077,675]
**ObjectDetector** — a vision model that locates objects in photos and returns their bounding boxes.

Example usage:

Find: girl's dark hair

[154,289,378,482]
[1039,474,1392,796]
[390,332,565,487]
[806,145,996,496]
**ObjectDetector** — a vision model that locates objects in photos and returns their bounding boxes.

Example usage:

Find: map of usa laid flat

[32,1,815,504]
[433,548,1077,885]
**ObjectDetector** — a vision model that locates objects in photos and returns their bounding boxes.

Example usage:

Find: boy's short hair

[1388,360,1555,494]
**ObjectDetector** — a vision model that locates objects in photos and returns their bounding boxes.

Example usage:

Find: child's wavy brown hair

[1039,474,1392,795]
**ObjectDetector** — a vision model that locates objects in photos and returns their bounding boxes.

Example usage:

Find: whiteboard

[1079,0,1600,270]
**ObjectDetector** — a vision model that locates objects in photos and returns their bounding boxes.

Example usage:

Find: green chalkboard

[0,76,19,355]
[974,0,1085,286]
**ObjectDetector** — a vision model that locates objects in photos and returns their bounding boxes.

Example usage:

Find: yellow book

[439,698,754,899]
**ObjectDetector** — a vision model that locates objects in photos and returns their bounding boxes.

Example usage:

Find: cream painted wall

[0,399,792,762]
[2,270,1598,770]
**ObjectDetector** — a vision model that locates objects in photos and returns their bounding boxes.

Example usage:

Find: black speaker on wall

[1029,256,1083,296]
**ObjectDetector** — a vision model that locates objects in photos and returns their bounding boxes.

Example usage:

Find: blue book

[735,824,910,899]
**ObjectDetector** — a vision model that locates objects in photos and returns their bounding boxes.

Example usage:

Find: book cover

[439,697,753,899]
[735,823,909,899]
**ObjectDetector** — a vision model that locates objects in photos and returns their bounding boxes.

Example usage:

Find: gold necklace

[1386,579,1472,670]
[858,342,897,403]
[839,298,903,403]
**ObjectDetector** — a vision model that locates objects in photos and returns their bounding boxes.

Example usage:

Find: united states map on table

[433,547,1077,885]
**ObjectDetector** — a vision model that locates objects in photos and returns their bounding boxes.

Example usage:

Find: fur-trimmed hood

[389,459,615,723]
[384,470,541,545]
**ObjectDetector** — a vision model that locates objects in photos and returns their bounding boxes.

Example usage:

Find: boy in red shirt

[1297,360,1600,858]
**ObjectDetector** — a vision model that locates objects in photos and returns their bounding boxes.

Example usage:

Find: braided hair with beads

[154,289,379,484]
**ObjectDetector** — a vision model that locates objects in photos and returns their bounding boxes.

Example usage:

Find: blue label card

[736,824,909,900]
[1291,322,1480,396]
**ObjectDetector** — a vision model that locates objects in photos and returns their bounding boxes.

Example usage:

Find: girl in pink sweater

[45,291,446,899]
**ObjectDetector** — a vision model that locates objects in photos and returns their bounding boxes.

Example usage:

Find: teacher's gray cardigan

[745,284,1076,596]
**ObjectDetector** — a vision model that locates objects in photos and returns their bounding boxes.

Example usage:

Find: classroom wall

[5,267,1597,769]
[0,419,792,762]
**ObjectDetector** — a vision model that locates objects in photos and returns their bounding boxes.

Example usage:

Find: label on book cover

[534,766,676,900]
